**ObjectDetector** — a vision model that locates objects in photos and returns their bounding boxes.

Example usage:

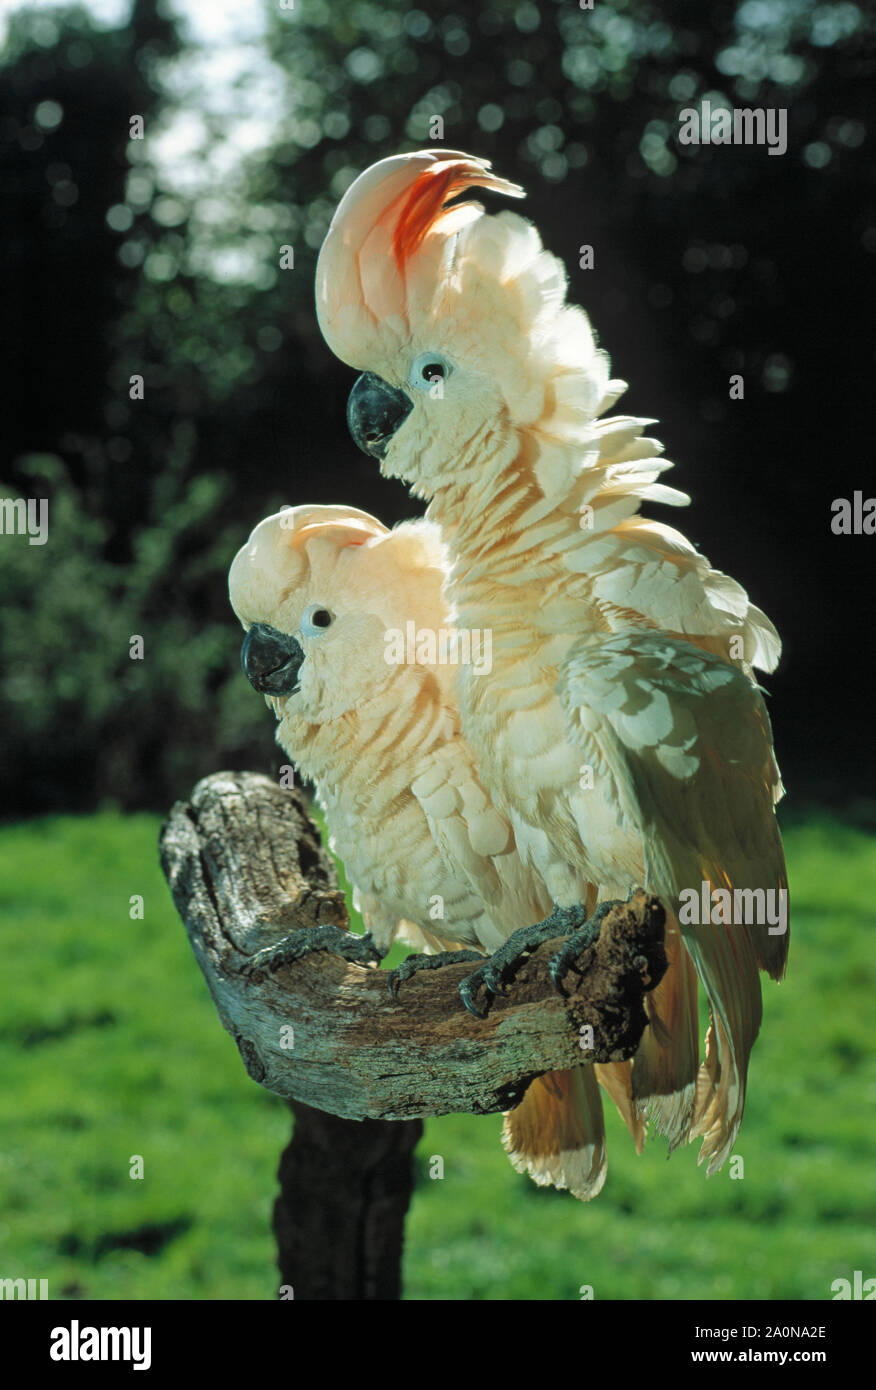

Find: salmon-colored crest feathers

[388,157,523,271]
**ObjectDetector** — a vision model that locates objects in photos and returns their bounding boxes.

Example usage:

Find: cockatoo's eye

[301,604,333,636]
[408,352,452,390]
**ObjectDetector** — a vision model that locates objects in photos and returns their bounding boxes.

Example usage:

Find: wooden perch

[159,771,667,1121]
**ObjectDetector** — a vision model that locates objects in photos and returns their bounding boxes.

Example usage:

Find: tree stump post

[274,1102,422,1300]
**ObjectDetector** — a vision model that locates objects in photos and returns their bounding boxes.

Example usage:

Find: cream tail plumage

[315,151,789,1173]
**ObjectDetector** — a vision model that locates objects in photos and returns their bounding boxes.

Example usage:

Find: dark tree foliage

[0,0,873,813]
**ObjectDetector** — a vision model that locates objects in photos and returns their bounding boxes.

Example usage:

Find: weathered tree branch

[159,771,667,1121]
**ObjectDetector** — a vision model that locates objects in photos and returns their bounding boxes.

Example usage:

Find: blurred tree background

[1,0,873,815]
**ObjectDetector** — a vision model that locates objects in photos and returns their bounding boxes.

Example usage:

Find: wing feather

[559,631,788,1171]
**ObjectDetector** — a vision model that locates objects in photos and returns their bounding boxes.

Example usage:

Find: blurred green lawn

[1,808,873,1300]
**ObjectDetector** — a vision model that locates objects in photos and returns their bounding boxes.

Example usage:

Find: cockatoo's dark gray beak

[241,623,305,695]
[347,371,413,458]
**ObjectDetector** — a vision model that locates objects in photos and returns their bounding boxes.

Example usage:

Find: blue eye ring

[301,604,333,636]
[408,352,452,390]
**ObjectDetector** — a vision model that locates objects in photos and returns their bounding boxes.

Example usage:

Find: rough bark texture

[159,770,668,1120]
[160,771,427,1300]
[273,1101,422,1300]
[160,770,667,1302]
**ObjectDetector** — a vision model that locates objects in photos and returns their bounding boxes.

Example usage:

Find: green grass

[0,808,873,1300]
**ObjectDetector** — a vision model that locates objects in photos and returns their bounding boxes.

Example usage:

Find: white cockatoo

[314,151,789,1173]
[229,503,657,1200]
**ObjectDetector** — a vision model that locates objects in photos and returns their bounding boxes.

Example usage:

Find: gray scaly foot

[549,900,623,996]
[389,949,484,998]
[243,926,384,977]
[458,905,591,1018]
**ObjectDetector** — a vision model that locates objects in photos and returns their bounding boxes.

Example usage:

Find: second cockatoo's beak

[241,623,305,696]
[347,370,413,459]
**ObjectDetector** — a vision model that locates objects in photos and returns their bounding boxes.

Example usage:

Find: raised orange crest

[387,156,524,272]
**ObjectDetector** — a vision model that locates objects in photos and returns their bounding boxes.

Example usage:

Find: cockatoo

[314,150,789,1173]
[229,503,658,1201]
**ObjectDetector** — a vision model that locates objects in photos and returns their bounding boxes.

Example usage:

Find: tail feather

[595,1060,645,1153]
[689,1009,746,1173]
[679,867,765,1175]
[630,912,699,1147]
[502,1066,606,1201]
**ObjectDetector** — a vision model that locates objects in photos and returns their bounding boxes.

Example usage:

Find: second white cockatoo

[315,150,789,1173]
[229,503,658,1201]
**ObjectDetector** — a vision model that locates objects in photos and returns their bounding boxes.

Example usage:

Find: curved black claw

[548,901,622,996]
[457,909,590,1018]
[388,949,484,998]
[243,926,384,977]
